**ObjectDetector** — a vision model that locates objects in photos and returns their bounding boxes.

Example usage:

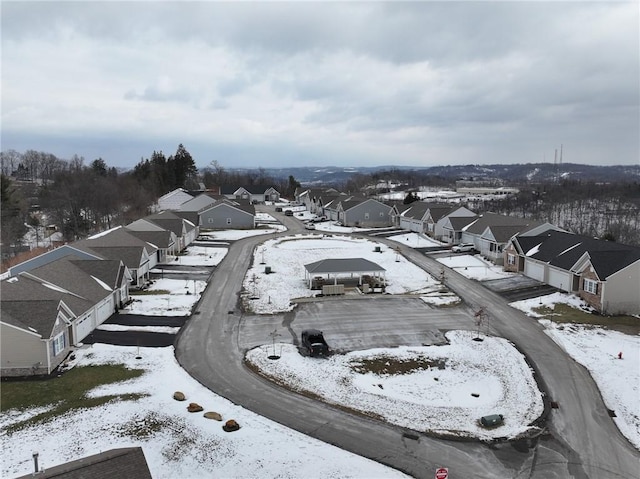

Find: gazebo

[303,258,386,289]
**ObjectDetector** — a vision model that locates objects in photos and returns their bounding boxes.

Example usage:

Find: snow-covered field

[3,230,639,478]
[242,235,442,314]
[0,345,408,479]
[387,232,444,248]
[247,331,545,441]
[511,293,640,449]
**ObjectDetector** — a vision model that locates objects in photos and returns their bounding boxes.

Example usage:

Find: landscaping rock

[204,411,223,421]
[222,419,240,432]
[173,391,186,401]
[187,402,203,413]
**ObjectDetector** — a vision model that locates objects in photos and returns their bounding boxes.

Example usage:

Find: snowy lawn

[0,345,408,479]
[314,221,360,233]
[164,245,227,267]
[246,330,544,441]
[122,279,206,316]
[511,293,640,449]
[243,235,442,314]
[387,233,444,248]
[437,254,517,281]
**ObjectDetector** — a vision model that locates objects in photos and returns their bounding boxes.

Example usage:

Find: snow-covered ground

[122,278,208,316]
[242,235,443,314]
[3,232,638,479]
[247,331,544,441]
[511,293,640,449]
[0,345,408,479]
[387,232,444,248]
[437,254,517,281]
[164,245,228,267]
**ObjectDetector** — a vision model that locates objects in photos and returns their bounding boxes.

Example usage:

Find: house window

[584,278,598,294]
[364,213,370,220]
[507,254,516,265]
[52,333,65,356]
[226,218,232,225]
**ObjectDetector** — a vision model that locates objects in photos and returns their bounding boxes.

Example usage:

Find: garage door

[548,268,571,291]
[525,261,545,282]
[75,314,95,343]
[96,296,114,324]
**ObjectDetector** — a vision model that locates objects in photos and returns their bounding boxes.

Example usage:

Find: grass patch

[1,364,147,433]
[533,303,640,333]
[130,289,171,295]
[349,355,446,375]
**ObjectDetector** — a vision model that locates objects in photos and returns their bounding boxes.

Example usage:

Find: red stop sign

[435,467,449,479]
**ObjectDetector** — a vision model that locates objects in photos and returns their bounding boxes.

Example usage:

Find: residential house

[434,207,477,243]
[154,188,194,212]
[126,219,179,263]
[145,210,198,251]
[337,198,393,228]
[296,187,339,211]
[199,199,256,230]
[461,213,560,265]
[220,185,280,204]
[1,254,130,377]
[504,230,640,315]
[15,447,152,479]
[73,227,158,288]
[397,202,431,233]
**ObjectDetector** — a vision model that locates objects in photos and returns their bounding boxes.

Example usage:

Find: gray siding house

[337,198,393,228]
[504,231,640,315]
[1,255,130,377]
[461,213,559,265]
[199,199,256,229]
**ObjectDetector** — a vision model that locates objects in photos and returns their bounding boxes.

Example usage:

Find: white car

[451,243,475,253]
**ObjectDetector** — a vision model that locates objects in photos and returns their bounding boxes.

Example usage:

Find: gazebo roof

[304,258,385,275]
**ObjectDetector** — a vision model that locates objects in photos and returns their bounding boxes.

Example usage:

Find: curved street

[175,209,639,479]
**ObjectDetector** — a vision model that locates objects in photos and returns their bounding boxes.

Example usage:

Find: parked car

[452,243,475,253]
[284,210,294,216]
[300,329,330,357]
[305,223,316,230]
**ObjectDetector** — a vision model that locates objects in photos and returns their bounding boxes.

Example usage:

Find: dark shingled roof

[448,215,478,230]
[15,447,152,479]
[464,212,532,235]
[1,299,61,338]
[126,229,175,249]
[304,258,385,275]
[517,230,640,279]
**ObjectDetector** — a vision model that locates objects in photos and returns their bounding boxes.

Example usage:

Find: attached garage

[524,260,545,282]
[74,313,95,343]
[548,267,572,292]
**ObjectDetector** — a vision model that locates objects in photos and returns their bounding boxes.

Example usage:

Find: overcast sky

[2,1,638,170]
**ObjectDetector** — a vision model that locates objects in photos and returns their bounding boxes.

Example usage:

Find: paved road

[176,209,640,479]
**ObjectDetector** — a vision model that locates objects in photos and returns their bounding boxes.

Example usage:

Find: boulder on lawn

[173,391,186,401]
[222,419,240,432]
[187,402,203,413]
[204,411,223,421]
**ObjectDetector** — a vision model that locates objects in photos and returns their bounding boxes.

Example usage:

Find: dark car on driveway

[300,329,330,357]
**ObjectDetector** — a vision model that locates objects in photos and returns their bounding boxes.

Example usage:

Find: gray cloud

[1,1,637,169]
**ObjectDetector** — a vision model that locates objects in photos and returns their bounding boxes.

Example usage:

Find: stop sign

[435,467,449,479]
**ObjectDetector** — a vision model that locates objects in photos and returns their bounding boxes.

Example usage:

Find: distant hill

[225,163,639,185]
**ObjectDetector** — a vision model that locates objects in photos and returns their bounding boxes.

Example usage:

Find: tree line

[1,146,301,261]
